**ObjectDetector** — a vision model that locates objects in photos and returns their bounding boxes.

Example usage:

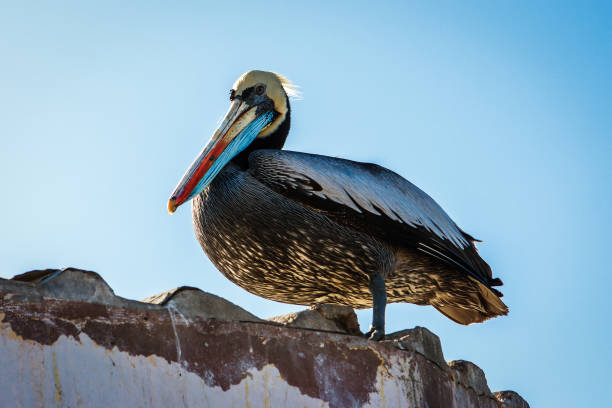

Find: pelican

[168,70,507,339]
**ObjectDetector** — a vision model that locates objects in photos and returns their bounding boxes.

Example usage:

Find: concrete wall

[0,268,529,408]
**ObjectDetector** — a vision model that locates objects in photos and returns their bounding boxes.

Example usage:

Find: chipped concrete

[384,326,448,371]
[268,303,361,335]
[494,391,531,408]
[143,286,263,323]
[0,268,528,408]
[449,360,492,397]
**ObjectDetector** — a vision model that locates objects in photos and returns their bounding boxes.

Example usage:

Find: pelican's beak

[168,100,274,213]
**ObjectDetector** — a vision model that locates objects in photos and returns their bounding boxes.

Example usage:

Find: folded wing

[248,149,502,292]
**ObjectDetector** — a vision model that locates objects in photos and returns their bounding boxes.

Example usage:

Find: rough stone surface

[11,268,136,307]
[384,326,448,370]
[449,360,492,396]
[268,303,361,335]
[142,286,263,323]
[0,268,528,408]
[494,391,531,408]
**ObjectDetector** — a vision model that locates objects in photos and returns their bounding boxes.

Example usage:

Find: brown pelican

[168,70,507,340]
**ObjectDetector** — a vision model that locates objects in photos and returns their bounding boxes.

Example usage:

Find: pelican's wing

[249,149,501,289]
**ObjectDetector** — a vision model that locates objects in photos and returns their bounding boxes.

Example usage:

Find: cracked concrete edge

[448,360,492,397]
[1,267,528,406]
[494,391,531,408]
[143,286,264,323]
[383,326,449,371]
[267,304,362,335]
[3,268,261,321]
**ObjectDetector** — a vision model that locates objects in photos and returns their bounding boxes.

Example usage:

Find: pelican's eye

[255,84,266,95]
[229,89,236,101]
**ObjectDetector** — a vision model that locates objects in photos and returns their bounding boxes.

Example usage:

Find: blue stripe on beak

[187,111,274,201]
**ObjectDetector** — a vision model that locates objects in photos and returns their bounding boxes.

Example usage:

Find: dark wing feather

[249,149,500,289]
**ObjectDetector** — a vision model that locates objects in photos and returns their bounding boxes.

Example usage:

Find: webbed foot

[365,326,385,341]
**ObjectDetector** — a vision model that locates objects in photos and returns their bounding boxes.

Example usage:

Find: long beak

[168,100,273,213]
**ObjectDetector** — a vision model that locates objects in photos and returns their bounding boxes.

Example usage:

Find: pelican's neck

[232,98,291,169]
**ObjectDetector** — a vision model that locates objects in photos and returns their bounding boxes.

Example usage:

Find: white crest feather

[274,73,302,100]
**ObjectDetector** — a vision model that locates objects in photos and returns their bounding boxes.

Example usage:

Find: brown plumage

[169,71,508,339]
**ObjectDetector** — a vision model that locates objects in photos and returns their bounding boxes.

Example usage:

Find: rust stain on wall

[0,295,380,408]
[0,270,529,408]
[52,351,63,404]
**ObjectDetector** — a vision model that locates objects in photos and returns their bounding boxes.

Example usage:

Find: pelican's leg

[366,273,387,340]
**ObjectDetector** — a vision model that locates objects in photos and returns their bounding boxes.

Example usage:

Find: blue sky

[1,1,610,406]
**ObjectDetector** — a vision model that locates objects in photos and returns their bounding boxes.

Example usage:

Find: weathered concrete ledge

[0,268,528,408]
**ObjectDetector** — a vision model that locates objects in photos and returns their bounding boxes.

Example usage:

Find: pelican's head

[168,70,298,213]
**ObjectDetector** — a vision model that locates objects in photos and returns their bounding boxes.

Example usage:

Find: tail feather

[434,280,508,325]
